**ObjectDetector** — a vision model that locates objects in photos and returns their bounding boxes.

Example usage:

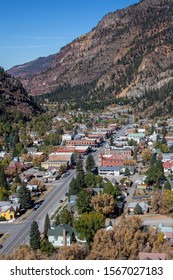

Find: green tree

[103,181,118,198]
[85,154,95,173]
[74,212,105,245]
[59,208,73,225]
[110,135,114,146]
[44,213,51,239]
[69,178,80,195]
[0,164,9,190]
[76,159,84,173]
[29,221,41,250]
[133,203,143,215]
[124,167,130,177]
[18,185,32,210]
[75,171,86,190]
[85,172,97,188]
[164,180,171,190]
[76,190,92,214]
[40,238,54,254]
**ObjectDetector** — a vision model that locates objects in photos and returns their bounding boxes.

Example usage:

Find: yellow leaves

[91,193,116,215]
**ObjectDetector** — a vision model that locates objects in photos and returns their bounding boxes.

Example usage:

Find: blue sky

[0,0,139,70]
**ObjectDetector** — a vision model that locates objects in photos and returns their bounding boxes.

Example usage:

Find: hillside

[7,0,173,104]
[0,67,42,120]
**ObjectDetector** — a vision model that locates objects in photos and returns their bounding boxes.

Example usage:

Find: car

[33,204,40,211]
[65,192,68,196]
[59,199,63,203]
[0,244,3,249]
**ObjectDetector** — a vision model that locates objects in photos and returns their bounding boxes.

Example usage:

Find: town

[0,103,173,260]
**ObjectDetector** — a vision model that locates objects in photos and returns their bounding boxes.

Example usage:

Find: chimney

[63,229,67,246]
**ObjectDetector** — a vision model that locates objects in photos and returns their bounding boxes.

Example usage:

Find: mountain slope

[0,67,42,118]
[7,0,173,99]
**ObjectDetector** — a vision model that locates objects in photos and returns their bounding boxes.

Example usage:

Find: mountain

[7,0,173,101]
[0,67,42,119]
[8,54,55,78]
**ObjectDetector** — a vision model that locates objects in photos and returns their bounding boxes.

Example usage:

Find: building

[98,166,134,176]
[163,161,173,174]
[62,134,74,142]
[127,202,149,214]
[103,143,133,157]
[49,152,75,165]
[48,224,76,247]
[99,154,126,167]
[0,202,20,220]
[66,138,97,147]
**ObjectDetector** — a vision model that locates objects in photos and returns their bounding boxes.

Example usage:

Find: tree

[18,185,32,210]
[164,180,171,190]
[29,221,41,250]
[0,164,9,190]
[59,164,67,174]
[76,190,92,214]
[85,172,97,188]
[59,208,73,225]
[91,193,116,216]
[69,178,80,195]
[103,181,118,198]
[76,159,84,173]
[141,148,153,163]
[40,239,54,254]
[43,213,50,239]
[133,203,143,215]
[124,167,130,177]
[110,135,114,146]
[88,216,167,260]
[85,154,96,173]
[75,171,86,190]
[74,212,105,245]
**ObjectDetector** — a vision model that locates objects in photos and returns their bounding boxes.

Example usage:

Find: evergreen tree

[75,171,86,190]
[133,203,143,215]
[69,177,80,195]
[29,221,41,250]
[76,190,92,214]
[44,213,50,239]
[18,185,32,210]
[110,135,114,146]
[85,154,95,173]
[0,164,9,190]
[76,159,84,173]
[124,167,130,177]
[164,180,171,190]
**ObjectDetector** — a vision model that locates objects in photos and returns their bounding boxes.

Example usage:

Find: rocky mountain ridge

[7,0,173,100]
[0,68,42,117]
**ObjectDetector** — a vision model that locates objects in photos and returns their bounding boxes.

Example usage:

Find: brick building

[99,154,126,167]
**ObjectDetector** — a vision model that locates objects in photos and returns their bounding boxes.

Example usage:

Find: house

[48,224,76,246]
[127,133,145,143]
[62,134,74,142]
[158,223,173,243]
[0,203,20,220]
[9,193,20,204]
[162,153,173,162]
[163,161,173,174]
[139,252,166,260]
[127,202,149,214]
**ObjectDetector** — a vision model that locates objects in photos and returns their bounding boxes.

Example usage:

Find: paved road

[0,170,75,256]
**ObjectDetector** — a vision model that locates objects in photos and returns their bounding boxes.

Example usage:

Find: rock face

[7,0,173,98]
[0,68,42,117]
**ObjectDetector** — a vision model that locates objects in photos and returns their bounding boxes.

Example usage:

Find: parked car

[0,244,3,249]
[59,199,63,203]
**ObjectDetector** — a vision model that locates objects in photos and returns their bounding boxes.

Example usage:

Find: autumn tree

[141,148,153,163]
[57,244,88,260]
[91,193,116,216]
[88,216,167,260]
[74,212,105,245]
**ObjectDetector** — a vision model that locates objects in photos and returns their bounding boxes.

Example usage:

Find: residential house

[127,133,145,143]
[163,161,173,174]
[48,224,76,246]
[139,252,166,260]
[127,201,149,214]
[0,202,20,220]
[158,223,173,244]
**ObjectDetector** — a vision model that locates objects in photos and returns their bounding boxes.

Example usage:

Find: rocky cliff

[7,0,173,99]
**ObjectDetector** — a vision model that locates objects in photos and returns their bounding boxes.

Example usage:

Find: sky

[0,0,139,70]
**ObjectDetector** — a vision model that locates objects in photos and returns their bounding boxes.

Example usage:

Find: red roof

[163,161,173,169]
